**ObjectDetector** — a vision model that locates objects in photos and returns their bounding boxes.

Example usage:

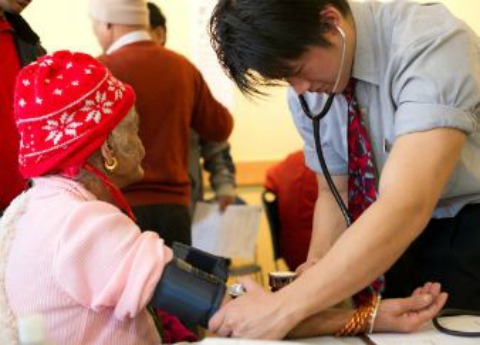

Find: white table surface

[195,318,480,345]
[196,336,365,345]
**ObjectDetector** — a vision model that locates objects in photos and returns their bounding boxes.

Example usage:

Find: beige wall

[23,0,480,163]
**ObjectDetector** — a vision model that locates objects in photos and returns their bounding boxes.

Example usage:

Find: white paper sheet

[368,319,480,344]
[192,202,262,259]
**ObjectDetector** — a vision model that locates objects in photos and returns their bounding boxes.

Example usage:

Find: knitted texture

[0,192,29,345]
[15,50,135,178]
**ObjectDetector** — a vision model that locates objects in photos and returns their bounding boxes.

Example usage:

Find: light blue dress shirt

[288,1,480,218]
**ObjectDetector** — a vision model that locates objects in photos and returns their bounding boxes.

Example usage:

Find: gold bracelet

[368,295,381,334]
[336,293,377,337]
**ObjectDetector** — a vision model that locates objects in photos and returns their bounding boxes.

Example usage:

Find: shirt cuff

[395,102,477,137]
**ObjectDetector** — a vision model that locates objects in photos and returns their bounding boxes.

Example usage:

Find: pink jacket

[5,176,172,344]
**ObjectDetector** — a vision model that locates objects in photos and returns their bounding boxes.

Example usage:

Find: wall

[23,0,480,164]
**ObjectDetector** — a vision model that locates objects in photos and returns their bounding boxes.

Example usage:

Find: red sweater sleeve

[190,69,234,142]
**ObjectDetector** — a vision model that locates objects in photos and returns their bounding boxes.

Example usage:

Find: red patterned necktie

[344,79,385,306]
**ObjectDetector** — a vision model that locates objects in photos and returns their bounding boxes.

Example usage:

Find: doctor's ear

[319,5,342,30]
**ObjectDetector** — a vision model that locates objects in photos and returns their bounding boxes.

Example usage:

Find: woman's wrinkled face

[110,108,145,188]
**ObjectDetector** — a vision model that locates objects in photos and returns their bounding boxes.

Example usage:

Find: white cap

[89,0,149,27]
[18,314,46,343]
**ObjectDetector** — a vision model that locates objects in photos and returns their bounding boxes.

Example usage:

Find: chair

[225,196,264,285]
[227,255,264,285]
[261,189,282,271]
[263,151,317,271]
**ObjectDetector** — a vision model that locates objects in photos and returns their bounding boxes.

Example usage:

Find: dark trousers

[384,204,480,310]
[133,204,191,246]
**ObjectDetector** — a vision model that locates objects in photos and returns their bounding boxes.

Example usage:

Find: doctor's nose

[288,77,311,95]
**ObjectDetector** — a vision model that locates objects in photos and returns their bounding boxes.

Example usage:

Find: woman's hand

[375,282,448,333]
[209,277,297,339]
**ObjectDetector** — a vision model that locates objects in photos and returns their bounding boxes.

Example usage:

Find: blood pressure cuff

[172,242,229,282]
[151,258,226,328]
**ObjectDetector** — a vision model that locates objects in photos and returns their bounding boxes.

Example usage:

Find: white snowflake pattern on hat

[107,78,126,100]
[15,50,135,178]
[42,112,82,145]
[81,91,113,124]
[39,59,53,67]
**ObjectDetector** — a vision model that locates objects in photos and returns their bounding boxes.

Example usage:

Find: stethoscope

[297,25,352,227]
[297,25,480,338]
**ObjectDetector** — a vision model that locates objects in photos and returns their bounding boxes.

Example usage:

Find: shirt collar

[350,2,380,86]
[107,30,152,55]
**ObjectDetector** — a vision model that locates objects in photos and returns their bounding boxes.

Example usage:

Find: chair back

[261,190,282,264]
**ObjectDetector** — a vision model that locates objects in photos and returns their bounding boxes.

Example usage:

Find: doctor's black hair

[209,0,351,96]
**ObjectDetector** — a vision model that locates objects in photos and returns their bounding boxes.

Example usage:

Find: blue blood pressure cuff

[172,242,229,282]
[151,254,227,328]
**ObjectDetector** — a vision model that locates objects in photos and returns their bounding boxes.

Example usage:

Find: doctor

[208,0,480,339]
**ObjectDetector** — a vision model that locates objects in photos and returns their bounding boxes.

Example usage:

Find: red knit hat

[15,50,135,178]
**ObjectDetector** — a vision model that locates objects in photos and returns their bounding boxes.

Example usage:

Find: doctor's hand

[374,282,448,333]
[209,277,297,339]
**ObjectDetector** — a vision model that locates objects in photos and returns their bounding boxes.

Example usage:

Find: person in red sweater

[0,0,45,216]
[264,151,317,270]
[88,0,234,246]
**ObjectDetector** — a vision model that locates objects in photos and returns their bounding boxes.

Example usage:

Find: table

[197,317,480,345]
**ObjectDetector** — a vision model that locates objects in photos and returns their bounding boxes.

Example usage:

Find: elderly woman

[0,50,446,345]
[0,51,226,345]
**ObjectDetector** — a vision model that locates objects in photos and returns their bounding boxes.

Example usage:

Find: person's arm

[190,69,233,143]
[288,282,448,338]
[53,201,173,320]
[297,175,348,274]
[287,308,354,338]
[201,140,237,211]
[283,128,466,330]
[209,128,465,339]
